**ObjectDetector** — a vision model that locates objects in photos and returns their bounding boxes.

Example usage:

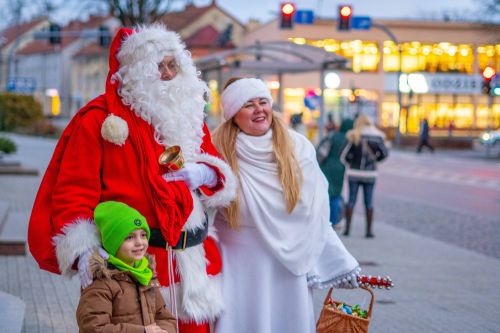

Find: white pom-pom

[101,114,129,146]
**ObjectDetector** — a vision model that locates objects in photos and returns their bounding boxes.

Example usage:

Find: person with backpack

[340,114,388,238]
[317,118,354,228]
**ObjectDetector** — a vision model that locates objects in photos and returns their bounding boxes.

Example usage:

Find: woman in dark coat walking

[340,114,388,238]
[318,119,354,227]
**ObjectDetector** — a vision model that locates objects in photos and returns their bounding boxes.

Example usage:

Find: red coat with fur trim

[28,27,236,327]
[28,98,232,273]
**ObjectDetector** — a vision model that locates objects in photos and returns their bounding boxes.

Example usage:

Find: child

[76,201,176,333]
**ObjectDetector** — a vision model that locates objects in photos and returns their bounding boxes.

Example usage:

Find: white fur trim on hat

[101,114,128,146]
[221,78,273,120]
[117,24,185,67]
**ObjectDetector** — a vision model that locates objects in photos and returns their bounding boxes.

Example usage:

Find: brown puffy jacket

[76,253,176,333]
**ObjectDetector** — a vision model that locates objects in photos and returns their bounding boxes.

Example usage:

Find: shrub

[16,119,62,138]
[0,136,17,154]
[0,93,43,131]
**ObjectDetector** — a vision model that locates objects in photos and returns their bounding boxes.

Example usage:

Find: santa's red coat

[28,28,236,332]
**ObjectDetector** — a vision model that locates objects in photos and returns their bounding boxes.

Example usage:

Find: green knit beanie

[94,201,150,256]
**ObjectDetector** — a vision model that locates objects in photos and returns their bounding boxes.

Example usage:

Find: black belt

[149,213,208,250]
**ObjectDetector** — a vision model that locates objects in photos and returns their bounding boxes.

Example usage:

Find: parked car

[479,130,500,146]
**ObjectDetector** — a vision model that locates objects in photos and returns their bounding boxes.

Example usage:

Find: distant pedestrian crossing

[379,161,500,190]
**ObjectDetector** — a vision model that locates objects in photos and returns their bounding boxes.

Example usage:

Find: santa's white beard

[118,72,206,160]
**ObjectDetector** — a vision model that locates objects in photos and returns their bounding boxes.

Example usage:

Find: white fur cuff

[160,274,223,323]
[52,218,100,276]
[195,154,237,208]
[221,78,273,120]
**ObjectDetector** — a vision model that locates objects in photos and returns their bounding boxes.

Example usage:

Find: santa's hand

[163,162,217,190]
[77,248,94,289]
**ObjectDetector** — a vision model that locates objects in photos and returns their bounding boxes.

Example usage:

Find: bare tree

[85,0,189,27]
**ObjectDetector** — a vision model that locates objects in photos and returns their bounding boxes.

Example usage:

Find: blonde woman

[212,77,360,333]
[340,114,388,238]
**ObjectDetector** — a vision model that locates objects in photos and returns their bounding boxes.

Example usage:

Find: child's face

[116,229,148,265]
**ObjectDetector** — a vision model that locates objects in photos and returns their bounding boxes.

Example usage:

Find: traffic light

[49,23,61,45]
[482,66,496,95]
[99,26,111,47]
[338,5,352,31]
[280,2,296,29]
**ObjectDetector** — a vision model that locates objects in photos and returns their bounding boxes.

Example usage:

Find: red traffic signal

[482,66,496,95]
[482,66,496,80]
[280,2,296,29]
[338,5,352,31]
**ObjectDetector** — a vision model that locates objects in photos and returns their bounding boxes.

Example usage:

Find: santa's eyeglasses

[158,57,179,76]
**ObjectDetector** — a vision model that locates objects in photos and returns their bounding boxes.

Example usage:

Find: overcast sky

[0,0,490,30]
[213,0,478,23]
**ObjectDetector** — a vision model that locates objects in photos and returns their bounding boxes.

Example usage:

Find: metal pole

[277,72,283,113]
[396,45,403,146]
[372,22,402,147]
[318,68,326,142]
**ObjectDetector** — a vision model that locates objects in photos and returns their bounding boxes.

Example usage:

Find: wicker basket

[316,286,374,333]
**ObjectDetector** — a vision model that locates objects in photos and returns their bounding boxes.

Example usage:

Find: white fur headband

[221,78,273,120]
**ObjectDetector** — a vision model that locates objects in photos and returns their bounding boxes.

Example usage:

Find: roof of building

[16,15,111,55]
[159,1,244,32]
[159,4,215,31]
[0,17,48,49]
[185,24,234,49]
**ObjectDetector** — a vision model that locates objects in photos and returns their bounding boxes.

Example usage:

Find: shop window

[380,102,399,128]
[383,41,473,74]
[289,38,379,73]
[381,101,477,133]
[477,45,500,73]
[476,104,500,129]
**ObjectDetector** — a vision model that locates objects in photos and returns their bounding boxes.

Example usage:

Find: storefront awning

[195,40,349,74]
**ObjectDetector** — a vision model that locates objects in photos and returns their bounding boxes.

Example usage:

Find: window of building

[383,41,473,74]
[289,38,379,73]
[381,100,478,134]
[477,44,500,73]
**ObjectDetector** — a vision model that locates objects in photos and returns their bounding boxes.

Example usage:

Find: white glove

[163,162,218,190]
[77,248,94,289]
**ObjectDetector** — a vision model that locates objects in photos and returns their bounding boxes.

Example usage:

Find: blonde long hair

[346,114,372,145]
[212,80,303,229]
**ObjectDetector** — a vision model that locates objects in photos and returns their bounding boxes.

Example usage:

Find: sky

[212,0,478,23]
[0,0,490,30]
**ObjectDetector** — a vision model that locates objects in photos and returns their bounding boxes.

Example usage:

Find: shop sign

[385,73,483,95]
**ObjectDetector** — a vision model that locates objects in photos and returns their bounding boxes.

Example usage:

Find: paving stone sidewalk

[1,133,500,333]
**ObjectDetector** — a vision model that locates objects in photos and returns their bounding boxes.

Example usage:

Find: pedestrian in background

[76,201,176,333]
[341,114,388,238]
[417,118,435,153]
[317,118,354,228]
[212,77,360,333]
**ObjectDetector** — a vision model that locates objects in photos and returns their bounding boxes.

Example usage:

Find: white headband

[221,78,273,120]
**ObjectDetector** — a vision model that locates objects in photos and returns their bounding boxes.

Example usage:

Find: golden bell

[159,145,184,171]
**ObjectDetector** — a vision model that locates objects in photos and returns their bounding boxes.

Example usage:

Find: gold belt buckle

[179,231,188,251]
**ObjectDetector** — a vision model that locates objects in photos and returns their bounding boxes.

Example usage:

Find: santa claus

[28,25,236,333]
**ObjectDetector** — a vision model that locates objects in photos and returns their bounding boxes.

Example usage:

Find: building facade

[13,16,120,116]
[242,18,499,137]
